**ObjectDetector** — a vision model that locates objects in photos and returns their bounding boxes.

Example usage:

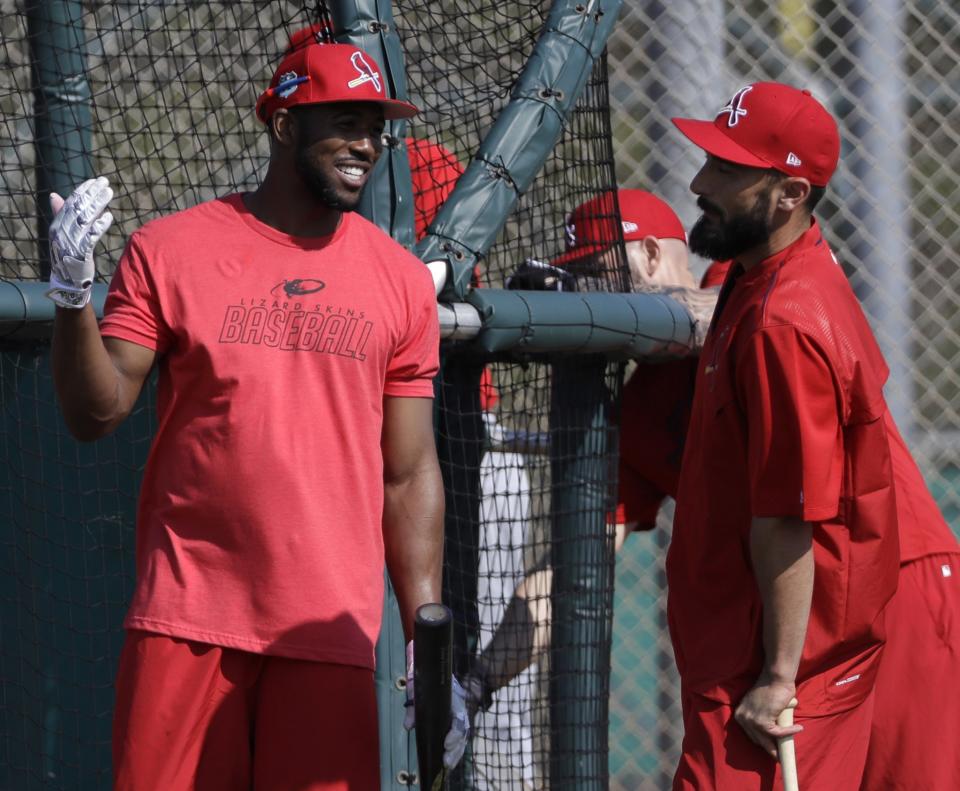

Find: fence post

[549,357,617,789]
[326,3,418,787]
[27,0,91,277]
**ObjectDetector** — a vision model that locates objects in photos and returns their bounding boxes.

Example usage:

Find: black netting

[1,3,627,788]
[0,349,155,787]
[400,6,626,787]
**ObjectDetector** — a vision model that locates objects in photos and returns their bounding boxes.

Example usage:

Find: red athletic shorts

[861,553,960,790]
[673,688,874,790]
[112,630,379,791]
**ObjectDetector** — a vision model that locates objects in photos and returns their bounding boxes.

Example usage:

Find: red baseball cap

[256,43,418,124]
[553,189,686,267]
[672,82,839,187]
[407,138,464,241]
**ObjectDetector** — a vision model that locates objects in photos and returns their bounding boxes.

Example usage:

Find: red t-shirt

[668,220,900,716]
[615,263,728,528]
[100,196,440,669]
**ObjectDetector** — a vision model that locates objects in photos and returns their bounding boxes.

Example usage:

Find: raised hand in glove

[46,177,114,309]
[505,258,576,292]
[403,640,471,770]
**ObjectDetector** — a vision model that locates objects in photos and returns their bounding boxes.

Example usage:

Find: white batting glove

[46,176,114,309]
[403,640,471,770]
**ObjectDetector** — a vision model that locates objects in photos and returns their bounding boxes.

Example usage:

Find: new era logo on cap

[671,81,840,186]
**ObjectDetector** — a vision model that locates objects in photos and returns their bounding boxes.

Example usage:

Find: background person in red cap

[462,190,726,726]
[45,40,470,789]
[667,81,959,791]
[512,188,720,348]
[544,188,726,539]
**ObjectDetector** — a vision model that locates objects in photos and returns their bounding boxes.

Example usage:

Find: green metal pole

[375,574,416,789]
[19,4,92,784]
[414,0,623,300]
[27,0,92,278]
[549,357,617,790]
[434,353,484,791]
[327,0,416,249]
[325,3,418,787]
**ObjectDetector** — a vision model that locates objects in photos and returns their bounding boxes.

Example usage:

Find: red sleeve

[99,233,174,354]
[384,268,440,397]
[618,459,667,530]
[479,367,499,411]
[736,325,843,521]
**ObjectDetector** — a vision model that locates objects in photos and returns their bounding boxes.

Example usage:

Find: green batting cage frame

[1,1,698,789]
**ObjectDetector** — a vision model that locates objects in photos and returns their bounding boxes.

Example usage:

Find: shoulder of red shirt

[700,260,730,288]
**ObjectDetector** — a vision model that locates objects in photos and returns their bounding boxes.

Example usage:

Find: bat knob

[416,603,452,626]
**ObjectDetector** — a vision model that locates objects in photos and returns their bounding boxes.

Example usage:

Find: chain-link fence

[606,1,960,786]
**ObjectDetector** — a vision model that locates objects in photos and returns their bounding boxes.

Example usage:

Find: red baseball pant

[673,688,874,790]
[861,552,960,790]
[113,630,379,791]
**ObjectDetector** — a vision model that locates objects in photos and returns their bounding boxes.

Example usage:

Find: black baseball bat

[414,602,453,791]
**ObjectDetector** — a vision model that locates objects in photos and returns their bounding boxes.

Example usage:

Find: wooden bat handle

[776,697,800,791]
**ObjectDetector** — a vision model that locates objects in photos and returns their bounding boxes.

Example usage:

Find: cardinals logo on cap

[718,86,752,128]
[347,51,382,93]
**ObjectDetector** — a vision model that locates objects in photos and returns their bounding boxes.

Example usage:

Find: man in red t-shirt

[45,42,468,789]
[667,81,900,790]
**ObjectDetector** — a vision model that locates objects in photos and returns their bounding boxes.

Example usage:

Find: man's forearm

[383,466,444,641]
[750,516,814,683]
[52,306,126,439]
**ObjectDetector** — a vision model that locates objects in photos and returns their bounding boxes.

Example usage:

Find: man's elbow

[384,470,444,504]
[62,410,124,442]
[383,455,442,490]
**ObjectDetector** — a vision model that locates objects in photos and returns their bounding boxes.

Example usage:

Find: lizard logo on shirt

[220,279,372,359]
[271,279,326,298]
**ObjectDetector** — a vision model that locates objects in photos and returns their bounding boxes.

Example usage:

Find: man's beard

[688,188,773,261]
[294,145,361,212]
